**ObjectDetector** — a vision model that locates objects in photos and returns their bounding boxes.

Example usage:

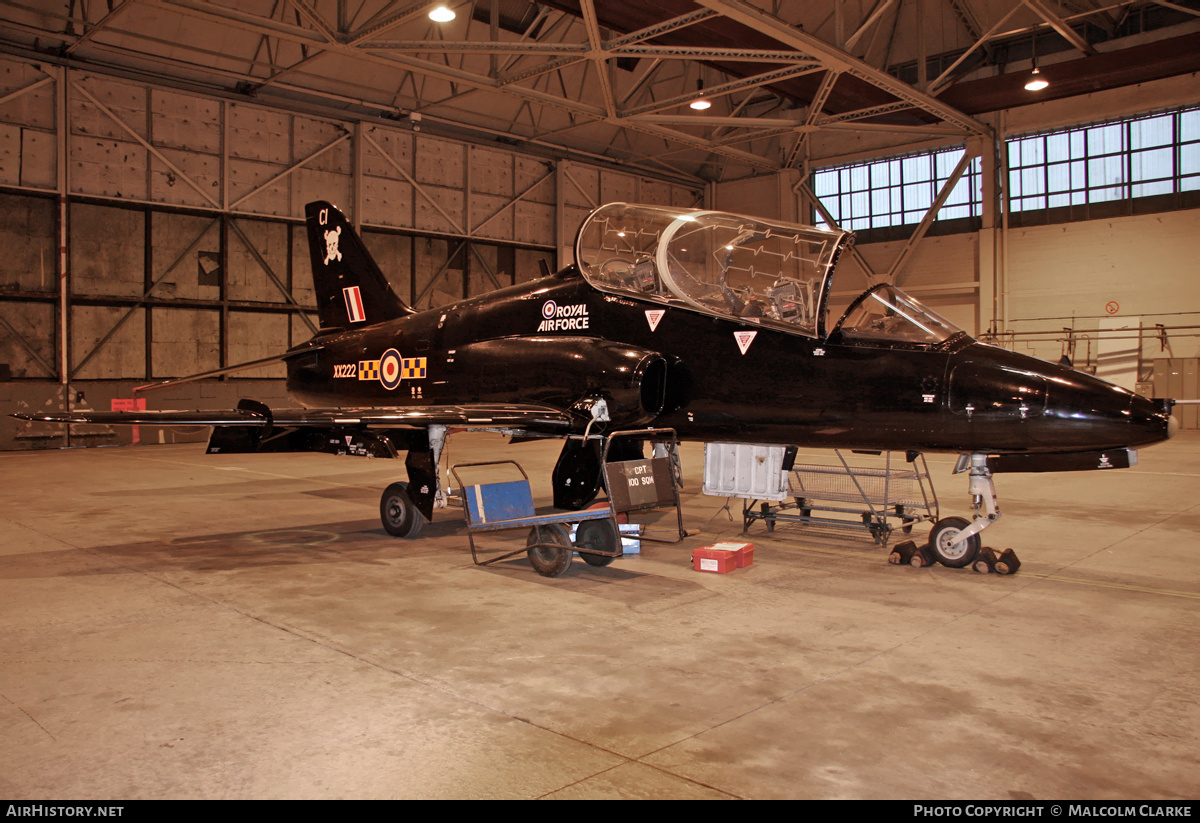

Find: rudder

[305,201,413,329]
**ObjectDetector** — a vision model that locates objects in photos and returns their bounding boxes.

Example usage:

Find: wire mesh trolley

[741,449,939,546]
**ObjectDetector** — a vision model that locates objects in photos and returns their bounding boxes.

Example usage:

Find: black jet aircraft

[15,201,1177,569]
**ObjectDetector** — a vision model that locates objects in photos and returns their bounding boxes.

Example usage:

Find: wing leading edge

[13,403,576,432]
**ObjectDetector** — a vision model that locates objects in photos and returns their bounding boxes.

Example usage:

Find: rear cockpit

[576,203,851,338]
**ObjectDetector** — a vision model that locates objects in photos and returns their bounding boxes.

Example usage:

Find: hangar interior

[1,0,1199,800]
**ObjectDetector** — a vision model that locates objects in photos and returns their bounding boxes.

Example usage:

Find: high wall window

[811,147,983,233]
[812,106,1200,236]
[1008,106,1199,215]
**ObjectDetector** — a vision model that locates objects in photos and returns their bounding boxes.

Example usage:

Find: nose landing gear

[927,453,1000,568]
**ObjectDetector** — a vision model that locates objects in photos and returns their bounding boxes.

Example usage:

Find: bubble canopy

[575,203,851,338]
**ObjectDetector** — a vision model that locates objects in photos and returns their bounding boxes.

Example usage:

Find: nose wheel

[928,516,982,567]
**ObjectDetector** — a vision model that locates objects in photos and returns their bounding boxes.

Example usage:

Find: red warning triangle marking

[645,309,665,332]
[734,330,757,355]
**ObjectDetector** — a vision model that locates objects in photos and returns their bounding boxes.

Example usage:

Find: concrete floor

[1,431,1198,800]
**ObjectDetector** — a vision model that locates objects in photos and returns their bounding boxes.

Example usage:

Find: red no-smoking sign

[1105,301,1120,315]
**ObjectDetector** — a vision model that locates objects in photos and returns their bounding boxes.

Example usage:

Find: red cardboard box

[710,541,754,567]
[692,546,738,574]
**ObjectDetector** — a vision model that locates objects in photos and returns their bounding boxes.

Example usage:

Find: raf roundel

[379,348,403,390]
[542,300,557,319]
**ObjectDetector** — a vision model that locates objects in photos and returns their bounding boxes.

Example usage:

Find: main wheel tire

[928,516,981,568]
[526,524,572,577]
[380,482,427,539]
[576,519,621,567]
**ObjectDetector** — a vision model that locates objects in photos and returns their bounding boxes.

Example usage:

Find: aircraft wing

[13,404,576,432]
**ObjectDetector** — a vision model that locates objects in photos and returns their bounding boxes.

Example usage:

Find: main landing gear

[927,453,999,568]
[381,482,426,538]
[379,424,446,539]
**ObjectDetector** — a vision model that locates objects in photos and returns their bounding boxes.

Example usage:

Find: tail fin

[305,201,414,329]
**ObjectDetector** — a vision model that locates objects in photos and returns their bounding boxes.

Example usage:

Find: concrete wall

[1002,210,1200,365]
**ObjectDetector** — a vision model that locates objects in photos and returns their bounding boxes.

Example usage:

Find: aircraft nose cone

[1126,392,1175,448]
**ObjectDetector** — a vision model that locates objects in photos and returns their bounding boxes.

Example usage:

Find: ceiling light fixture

[1024,33,1048,92]
[689,76,711,111]
[429,5,455,23]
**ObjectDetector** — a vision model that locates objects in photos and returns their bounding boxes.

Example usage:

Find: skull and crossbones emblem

[323,225,342,265]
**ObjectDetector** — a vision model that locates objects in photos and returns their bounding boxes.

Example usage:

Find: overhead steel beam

[845,0,898,51]
[626,114,800,128]
[616,118,779,171]
[785,68,839,168]
[800,180,877,280]
[367,41,589,54]
[820,121,966,136]
[928,2,1025,96]
[887,149,976,284]
[820,100,915,124]
[624,64,823,117]
[65,0,135,55]
[152,0,326,46]
[604,8,722,48]
[617,56,664,107]
[248,49,332,92]
[346,2,432,45]
[1150,0,1200,17]
[693,0,990,137]
[946,0,984,41]
[284,0,338,43]
[154,0,616,126]
[609,46,817,62]
[32,1,820,176]
[495,51,588,86]
[579,0,617,119]
[1025,0,1097,57]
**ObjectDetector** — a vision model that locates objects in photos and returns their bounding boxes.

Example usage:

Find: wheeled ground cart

[600,428,687,546]
[452,429,685,577]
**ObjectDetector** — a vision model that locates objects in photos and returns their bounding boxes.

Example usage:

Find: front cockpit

[831,283,967,349]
